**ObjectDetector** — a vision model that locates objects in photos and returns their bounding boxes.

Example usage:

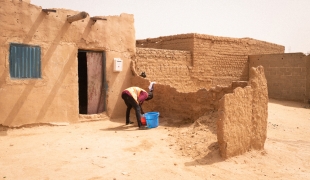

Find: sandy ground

[0,99,310,180]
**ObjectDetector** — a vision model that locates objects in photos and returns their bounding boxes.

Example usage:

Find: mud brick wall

[307,56,310,101]
[136,34,194,52]
[192,34,284,87]
[134,48,195,92]
[0,0,136,126]
[249,53,309,101]
[136,33,284,91]
[217,87,253,158]
[131,74,248,121]
[217,66,268,158]
[248,66,268,150]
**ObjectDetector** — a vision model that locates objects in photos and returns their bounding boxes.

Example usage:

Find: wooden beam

[90,16,107,22]
[42,9,57,13]
[67,11,88,23]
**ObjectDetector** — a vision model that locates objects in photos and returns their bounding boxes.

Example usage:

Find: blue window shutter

[9,43,41,78]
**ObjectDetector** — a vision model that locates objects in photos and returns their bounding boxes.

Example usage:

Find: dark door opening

[78,50,106,114]
[78,52,88,114]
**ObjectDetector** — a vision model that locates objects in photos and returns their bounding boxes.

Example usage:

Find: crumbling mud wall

[249,53,310,102]
[307,56,310,101]
[217,66,268,158]
[136,33,284,91]
[131,75,248,121]
[0,0,135,127]
[248,66,268,149]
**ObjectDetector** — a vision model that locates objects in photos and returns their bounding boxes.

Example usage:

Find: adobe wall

[0,0,135,127]
[131,75,248,121]
[249,53,309,101]
[217,66,268,158]
[307,56,310,101]
[16,0,31,3]
[192,34,284,87]
[136,34,194,52]
[134,48,196,92]
[136,34,284,91]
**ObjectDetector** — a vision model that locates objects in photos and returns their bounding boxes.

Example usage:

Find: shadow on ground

[184,142,223,166]
[269,98,309,109]
[100,125,140,131]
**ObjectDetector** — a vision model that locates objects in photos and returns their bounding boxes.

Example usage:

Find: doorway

[78,50,106,114]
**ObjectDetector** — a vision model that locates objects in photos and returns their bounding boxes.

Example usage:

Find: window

[9,43,41,78]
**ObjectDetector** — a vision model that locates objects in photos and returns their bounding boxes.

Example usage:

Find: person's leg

[125,106,133,125]
[122,94,133,125]
[122,94,143,127]
[132,103,143,128]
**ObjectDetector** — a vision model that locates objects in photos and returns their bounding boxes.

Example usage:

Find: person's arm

[140,104,145,114]
[138,91,148,114]
[148,82,156,92]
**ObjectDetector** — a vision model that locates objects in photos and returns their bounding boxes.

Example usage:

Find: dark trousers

[121,94,142,127]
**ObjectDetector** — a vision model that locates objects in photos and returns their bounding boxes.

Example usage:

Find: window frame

[9,43,41,79]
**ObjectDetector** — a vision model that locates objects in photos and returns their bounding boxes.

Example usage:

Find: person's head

[146,91,153,101]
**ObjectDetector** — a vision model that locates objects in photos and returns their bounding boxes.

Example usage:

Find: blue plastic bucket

[144,112,160,128]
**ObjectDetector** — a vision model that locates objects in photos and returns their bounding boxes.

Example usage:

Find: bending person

[121,86,153,130]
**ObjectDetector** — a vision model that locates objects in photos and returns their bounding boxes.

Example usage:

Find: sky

[31,0,310,54]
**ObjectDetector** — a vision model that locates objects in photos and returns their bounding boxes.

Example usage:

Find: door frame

[77,49,107,114]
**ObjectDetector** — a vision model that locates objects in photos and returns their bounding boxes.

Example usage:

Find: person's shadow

[100,125,139,131]
[0,127,8,136]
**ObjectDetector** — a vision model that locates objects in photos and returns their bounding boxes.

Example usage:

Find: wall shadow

[0,125,8,136]
[3,21,70,126]
[3,12,47,125]
[159,112,218,134]
[184,142,223,166]
[0,12,46,90]
[35,47,75,122]
[79,19,95,43]
[23,11,46,44]
[269,98,309,109]
[3,81,36,125]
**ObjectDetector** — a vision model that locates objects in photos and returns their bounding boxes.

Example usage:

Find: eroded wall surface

[217,86,253,158]
[0,0,135,126]
[248,66,268,149]
[217,66,268,158]
[131,74,248,121]
[249,53,309,101]
[136,34,284,91]
[307,56,310,101]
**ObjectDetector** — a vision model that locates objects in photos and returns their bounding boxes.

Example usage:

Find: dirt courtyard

[0,99,310,180]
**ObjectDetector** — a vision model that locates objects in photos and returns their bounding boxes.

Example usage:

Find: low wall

[131,64,268,159]
[249,53,310,102]
[217,66,268,158]
[131,76,247,122]
[307,57,310,101]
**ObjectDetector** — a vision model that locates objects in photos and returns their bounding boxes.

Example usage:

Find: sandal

[126,121,134,125]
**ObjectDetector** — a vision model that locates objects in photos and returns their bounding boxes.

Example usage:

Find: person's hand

[149,82,156,92]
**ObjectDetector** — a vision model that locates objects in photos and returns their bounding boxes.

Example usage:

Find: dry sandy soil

[1,99,310,180]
